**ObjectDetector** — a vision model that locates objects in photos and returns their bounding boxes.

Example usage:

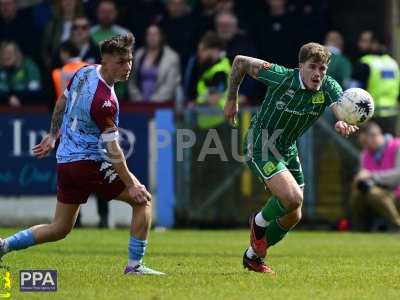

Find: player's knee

[293,208,302,223]
[140,203,152,221]
[284,191,303,211]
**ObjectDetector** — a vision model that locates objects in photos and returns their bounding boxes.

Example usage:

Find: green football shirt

[249,63,343,151]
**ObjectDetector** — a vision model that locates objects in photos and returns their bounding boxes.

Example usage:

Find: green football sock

[261,196,288,222]
[265,218,289,247]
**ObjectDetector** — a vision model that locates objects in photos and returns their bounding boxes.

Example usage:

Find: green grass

[1,229,400,300]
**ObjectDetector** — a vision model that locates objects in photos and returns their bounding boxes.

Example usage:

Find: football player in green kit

[224,42,359,273]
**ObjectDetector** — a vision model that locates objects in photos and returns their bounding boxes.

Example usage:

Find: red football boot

[242,251,274,274]
[249,213,268,258]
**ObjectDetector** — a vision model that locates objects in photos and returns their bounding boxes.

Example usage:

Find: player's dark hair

[200,31,224,50]
[100,33,135,57]
[298,42,331,64]
[60,40,80,58]
[359,121,381,135]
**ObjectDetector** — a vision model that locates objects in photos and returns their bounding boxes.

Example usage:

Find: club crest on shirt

[311,92,325,104]
[276,101,285,110]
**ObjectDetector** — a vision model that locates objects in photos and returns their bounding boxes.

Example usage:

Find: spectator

[256,0,298,68]
[90,0,130,44]
[351,122,400,231]
[215,11,256,64]
[70,16,101,65]
[51,16,101,68]
[159,0,194,72]
[186,32,231,129]
[216,0,234,12]
[90,0,131,99]
[0,0,38,58]
[214,0,256,39]
[128,24,181,102]
[294,0,330,44]
[41,0,83,69]
[324,30,352,89]
[192,0,219,43]
[0,41,42,106]
[352,37,399,135]
[215,11,257,100]
[122,0,165,48]
[29,0,53,36]
[51,41,86,100]
[352,30,374,61]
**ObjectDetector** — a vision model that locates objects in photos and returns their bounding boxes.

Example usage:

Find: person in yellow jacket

[52,41,87,100]
[195,32,231,129]
[352,40,400,134]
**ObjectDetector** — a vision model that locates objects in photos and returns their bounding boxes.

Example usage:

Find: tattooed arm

[50,94,67,137]
[227,55,268,103]
[32,94,66,158]
[224,55,269,125]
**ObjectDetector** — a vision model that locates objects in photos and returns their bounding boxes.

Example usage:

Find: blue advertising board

[0,112,149,195]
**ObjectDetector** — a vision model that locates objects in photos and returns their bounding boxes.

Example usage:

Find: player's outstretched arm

[330,103,359,137]
[225,55,268,126]
[105,139,151,204]
[32,94,66,158]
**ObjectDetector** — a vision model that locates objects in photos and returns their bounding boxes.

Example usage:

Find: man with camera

[352,122,400,231]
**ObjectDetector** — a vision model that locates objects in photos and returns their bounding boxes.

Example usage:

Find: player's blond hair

[298,42,331,64]
[100,33,135,56]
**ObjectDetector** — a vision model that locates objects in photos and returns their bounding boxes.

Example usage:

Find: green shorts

[243,133,304,187]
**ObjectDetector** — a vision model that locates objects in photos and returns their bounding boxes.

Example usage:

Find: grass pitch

[1,228,400,300]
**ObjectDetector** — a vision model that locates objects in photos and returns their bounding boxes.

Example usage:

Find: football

[336,88,375,125]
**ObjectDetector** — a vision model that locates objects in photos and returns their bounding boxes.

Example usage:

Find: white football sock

[255,212,268,227]
[128,259,141,268]
[246,246,257,259]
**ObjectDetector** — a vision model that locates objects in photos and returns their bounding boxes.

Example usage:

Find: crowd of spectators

[0,0,395,110]
[0,0,336,108]
[2,0,400,230]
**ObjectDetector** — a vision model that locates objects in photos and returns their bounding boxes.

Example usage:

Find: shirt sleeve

[256,63,291,86]
[324,76,343,107]
[63,71,78,98]
[90,97,118,133]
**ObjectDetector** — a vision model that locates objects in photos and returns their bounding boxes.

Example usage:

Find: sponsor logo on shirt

[263,161,276,176]
[284,89,295,98]
[102,100,112,108]
[283,108,319,116]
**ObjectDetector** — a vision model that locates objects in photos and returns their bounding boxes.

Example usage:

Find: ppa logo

[20,270,57,292]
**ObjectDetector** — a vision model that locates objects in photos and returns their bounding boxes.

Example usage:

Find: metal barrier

[175,107,361,227]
